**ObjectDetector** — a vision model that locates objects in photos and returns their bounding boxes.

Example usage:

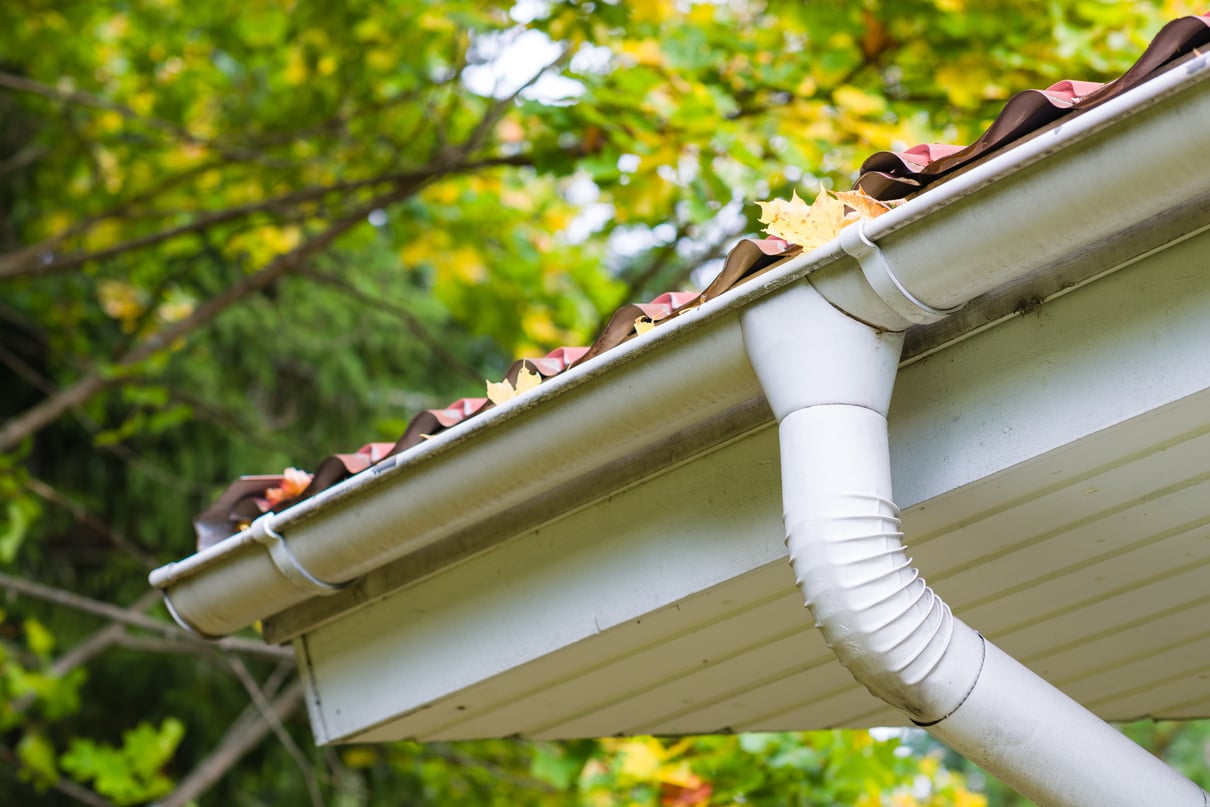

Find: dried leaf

[486,366,541,405]
[756,187,848,251]
[485,379,514,406]
[756,186,891,250]
[264,467,313,505]
[836,188,892,219]
[514,365,541,394]
[634,316,656,335]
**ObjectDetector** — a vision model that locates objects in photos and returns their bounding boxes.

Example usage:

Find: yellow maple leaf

[515,365,541,394]
[97,279,147,332]
[486,366,541,406]
[756,187,845,250]
[485,379,513,406]
[756,186,890,250]
[836,188,893,220]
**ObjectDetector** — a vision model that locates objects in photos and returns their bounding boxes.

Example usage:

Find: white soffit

[298,228,1210,744]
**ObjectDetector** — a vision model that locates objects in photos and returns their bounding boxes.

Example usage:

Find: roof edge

[151,50,1210,639]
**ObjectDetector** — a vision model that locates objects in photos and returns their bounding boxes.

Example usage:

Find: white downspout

[740,282,1209,807]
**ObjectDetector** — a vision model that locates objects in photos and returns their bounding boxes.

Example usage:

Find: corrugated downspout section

[741,283,1209,807]
[778,406,983,722]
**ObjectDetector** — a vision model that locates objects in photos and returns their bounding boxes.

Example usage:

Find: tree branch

[0,154,535,281]
[613,221,692,304]
[23,477,160,569]
[0,160,221,277]
[0,744,117,807]
[0,188,407,452]
[227,657,323,807]
[8,591,161,718]
[55,590,161,675]
[0,339,55,395]
[0,143,46,177]
[0,571,292,661]
[427,742,559,793]
[152,678,306,807]
[0,172,395,280]
[0,341,216,498]
[454,45,572,160]
[295,265,483,382]
[0,152,537,452]
[0,71,284,168]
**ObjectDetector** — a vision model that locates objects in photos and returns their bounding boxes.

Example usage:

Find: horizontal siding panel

[430,588,807,739]
[1030,595,1210,682]
[957,520,1210,634]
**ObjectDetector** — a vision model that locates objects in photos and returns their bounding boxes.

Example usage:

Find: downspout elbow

[739,282,983,723]
[776,405,985,723]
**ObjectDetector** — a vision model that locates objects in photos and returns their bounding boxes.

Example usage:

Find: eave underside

[295,227,1210,744]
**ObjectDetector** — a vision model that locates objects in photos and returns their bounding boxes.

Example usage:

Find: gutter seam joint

[250,513,352,596]
[912,632,987,728]
[839,220,963,325]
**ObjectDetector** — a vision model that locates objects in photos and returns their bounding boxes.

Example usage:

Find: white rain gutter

[737,55,1210,807]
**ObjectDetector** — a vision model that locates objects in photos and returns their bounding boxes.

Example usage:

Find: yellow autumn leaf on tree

[616,738,664,780]
[756,186,891,250]
[97,279,147,332]
[619,38,665,67]
[486,366,541,406]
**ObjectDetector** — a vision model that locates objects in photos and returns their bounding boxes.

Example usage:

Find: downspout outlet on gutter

[740,280,1209,807]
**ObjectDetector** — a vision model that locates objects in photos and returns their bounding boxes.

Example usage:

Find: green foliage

[0,617,87,730]
[573,732,987,807]
[0,449,42,564]
[1119,719,1210,792]
[0,614,89,792]
[16,730,59,790]
[1,0,1208,804]
[531,740,598,791]
[60,718,185,805]
[331,733,987,806]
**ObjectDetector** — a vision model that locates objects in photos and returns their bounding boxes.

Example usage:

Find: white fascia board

[151,51,1210,642]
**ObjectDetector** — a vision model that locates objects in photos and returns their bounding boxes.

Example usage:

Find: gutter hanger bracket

[250,513,350,596]
[839,221,962,325]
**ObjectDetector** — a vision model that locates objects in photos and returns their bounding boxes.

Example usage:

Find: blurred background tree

[1,0,1206,803]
